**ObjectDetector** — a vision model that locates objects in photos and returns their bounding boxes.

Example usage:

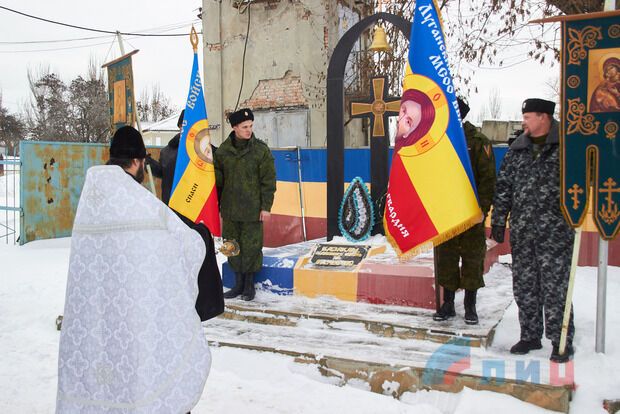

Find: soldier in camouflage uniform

[491,98,575,363]
[433,98,496,325]
[215,108,276,301]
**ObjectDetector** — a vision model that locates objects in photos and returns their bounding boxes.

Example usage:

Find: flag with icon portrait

[169,52,221,236]
[384,0,482,257]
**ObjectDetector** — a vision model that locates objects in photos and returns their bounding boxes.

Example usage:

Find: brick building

[201,0,369,147]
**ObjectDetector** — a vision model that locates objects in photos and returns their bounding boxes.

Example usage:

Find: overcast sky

[0,0,202,115]
[0,0,560,125]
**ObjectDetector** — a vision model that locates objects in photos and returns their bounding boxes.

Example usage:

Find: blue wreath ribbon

[338,176,375,242]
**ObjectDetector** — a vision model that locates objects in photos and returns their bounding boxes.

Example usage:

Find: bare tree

[488,87,503,119]
[68,58,109,143]
[349,0,612,99]
[477,103,488,124]
[0,92,25,154]
[136,84,178,123]
[25,62,109,143]
[545,76,560,99]
[26,67,71,141]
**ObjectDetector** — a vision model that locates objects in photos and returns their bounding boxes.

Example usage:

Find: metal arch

[326,12,411,240]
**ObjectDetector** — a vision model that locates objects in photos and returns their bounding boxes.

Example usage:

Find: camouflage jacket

[491,120,574,245]
[214,132,276,222]
[463,121,496,215]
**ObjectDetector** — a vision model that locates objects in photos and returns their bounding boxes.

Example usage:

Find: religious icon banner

[169,52,221,236]
[102,50,139,132]
[560,11,620,240]
[384,0,482,257]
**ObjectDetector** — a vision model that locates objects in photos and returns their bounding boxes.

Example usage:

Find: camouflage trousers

[222,219,264,273]
[512,235,575,345]
[434,223,486,292]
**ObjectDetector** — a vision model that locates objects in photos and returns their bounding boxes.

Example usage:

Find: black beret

[228,108,254,127]
[457,97,470,119]
[177,110,185,129]
[110,126,146,159]
[522,98,555,115]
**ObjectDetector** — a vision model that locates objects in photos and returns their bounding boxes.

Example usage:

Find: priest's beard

[134,165,145,183]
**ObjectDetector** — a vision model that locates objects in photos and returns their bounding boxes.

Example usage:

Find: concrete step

[204,313,572,413]
[218,262,515,348]
[205,266,573,413]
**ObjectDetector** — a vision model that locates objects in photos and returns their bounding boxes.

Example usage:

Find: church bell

[368,25,392,53]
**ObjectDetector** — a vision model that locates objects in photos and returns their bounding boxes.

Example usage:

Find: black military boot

[433,288,456,321]
[464,289,479,325]
[223,272,244,299]
[550,342,574,363]
[241,273,256,301]
[510,339,543,355]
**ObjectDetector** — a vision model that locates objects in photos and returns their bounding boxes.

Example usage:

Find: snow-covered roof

[142,112,182,132]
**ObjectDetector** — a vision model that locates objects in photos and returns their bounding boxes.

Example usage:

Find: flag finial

[190,26,199,52]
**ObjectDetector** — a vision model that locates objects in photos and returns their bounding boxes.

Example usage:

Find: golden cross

[567,183,583,210]
[598,177,620,225]
[599,178,620,210]
[350,77,401,137]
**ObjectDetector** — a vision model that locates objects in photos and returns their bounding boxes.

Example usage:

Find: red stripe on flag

[385,154,437,253]
[196,189,221,237]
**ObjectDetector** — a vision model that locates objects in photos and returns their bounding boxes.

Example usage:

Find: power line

[0,35,110,45]
[0,20,200,45]
[0,37,116,53]
[234,1,252,111]
[0,5,196,37]
[0,21,202,54]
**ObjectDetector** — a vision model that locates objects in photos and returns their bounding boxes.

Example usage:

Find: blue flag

[169,52,221,236]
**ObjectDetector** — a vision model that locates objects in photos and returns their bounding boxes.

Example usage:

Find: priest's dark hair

[106,157,134,169]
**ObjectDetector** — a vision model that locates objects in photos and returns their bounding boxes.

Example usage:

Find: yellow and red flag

[169,51,221,236]
[384,0,482,257]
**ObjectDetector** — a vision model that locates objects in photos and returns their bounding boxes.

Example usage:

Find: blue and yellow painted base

[221,240,504,310]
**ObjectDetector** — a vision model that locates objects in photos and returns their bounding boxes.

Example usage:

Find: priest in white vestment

[56,126,210,413]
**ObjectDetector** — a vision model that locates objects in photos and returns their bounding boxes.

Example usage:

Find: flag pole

[116,31,156,195]
[594,0,615,355]
[559,227,582,355]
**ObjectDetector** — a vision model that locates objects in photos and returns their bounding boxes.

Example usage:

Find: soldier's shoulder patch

[483,144,492,158]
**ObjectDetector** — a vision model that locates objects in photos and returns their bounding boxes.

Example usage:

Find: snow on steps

[204,267,572,413]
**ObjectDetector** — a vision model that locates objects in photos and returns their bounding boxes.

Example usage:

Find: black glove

[491,225,505,243]
[145,153,154,165]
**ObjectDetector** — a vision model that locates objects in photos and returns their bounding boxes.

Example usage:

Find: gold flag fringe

[384,213,483,262]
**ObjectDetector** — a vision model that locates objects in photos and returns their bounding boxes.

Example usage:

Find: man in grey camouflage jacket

[491,98,576,363]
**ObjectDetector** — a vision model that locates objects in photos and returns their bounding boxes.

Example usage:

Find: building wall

[481,120,522,143]
[202,0,367,148]
[142,131,177,147]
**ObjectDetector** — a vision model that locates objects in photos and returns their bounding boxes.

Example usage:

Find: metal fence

[18,141,162,245]
[0,147,20,244]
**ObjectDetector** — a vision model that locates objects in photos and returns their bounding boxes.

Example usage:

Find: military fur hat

[228,108,254,127]
[109,126,146,159]
[457,97,470,119]
[522,98,555,115]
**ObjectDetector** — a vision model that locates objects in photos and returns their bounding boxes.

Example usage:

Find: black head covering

[228,108,254,127]
[110,126,146,159]
[457,97,470,119]
[522,98,555,115]
[177,110,185,129]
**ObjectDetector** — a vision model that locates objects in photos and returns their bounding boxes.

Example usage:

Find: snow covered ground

[1,236,619,413]
[0,158,20,244]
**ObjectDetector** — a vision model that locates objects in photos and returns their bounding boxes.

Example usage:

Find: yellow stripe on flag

[168,165,217,221]
[400,136,481,233]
